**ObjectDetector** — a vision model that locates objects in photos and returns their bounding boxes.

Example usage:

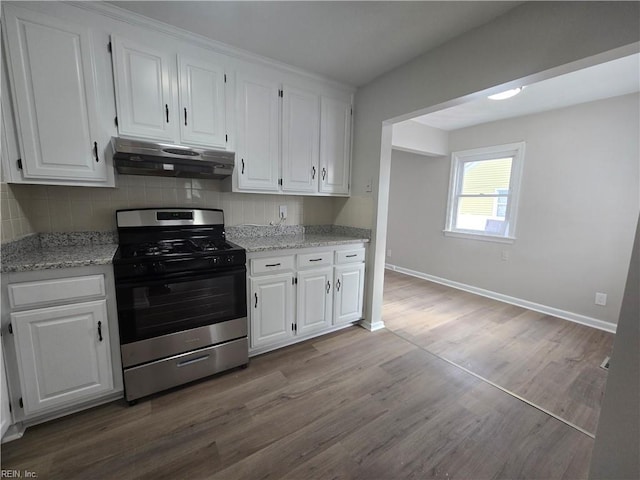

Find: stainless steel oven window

[116,267,247,344]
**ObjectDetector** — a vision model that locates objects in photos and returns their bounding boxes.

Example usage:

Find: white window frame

[444,142,525,244]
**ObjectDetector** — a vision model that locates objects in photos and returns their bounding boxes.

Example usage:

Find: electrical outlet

[501,250,510,261]
[386,249,392,257]
[279,205,287,220]
[365,178,373,193]
[595,292,607,306]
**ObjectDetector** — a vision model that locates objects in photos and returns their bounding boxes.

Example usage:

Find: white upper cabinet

[178,54,227,148]
[235,72,281,191]
[319,96,352,195]
[2,5,109,184]
[111,36,229,149]
[111,36,177,142]
[233,69,352,197]
[282,85,320,193]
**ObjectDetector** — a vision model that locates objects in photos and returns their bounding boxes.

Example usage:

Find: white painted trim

[391,145,443,158]
[359,319,386,332]
[249,322,355,357]
[445,141,526,240]
[385,264,617,333]
[443,230,516,244]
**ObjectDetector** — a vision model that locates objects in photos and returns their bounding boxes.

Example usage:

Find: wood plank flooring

[383,269,614,435]
[1,324,595,479]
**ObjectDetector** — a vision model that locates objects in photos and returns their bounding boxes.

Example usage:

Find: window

[445,142,525,242]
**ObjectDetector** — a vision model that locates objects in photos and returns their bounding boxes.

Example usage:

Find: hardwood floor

[1,324,595,479]
[383,269,614,435]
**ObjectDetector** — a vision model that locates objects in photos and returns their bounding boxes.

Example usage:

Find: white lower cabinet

[1,267,122,429]
[334,264,365,325]
[11,300,113,416]
[1,338,11,439]
[248,245,365,355]
[250,273,294,349]
[297,267,333,336]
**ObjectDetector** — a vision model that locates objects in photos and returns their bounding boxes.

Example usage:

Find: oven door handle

[177,354,210,368]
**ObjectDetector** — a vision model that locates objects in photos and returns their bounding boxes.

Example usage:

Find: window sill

[443,230,516,244]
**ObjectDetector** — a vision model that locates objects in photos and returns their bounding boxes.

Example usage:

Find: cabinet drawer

[335,248,365,264]
[250,256,295,275]
[8,275,106,309]
[297,251,332,269]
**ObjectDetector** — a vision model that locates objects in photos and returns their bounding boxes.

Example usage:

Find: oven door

[116,266,247,345]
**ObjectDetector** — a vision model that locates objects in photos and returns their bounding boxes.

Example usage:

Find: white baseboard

[359,319,386,332]
[385,264,617,334]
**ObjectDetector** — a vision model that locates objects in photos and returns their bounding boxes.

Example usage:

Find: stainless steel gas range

[112,208,248,404]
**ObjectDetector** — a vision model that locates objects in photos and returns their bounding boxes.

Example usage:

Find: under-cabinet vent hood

[112,137,235,179]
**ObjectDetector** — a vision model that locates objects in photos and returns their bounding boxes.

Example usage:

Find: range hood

[112,137,235,179]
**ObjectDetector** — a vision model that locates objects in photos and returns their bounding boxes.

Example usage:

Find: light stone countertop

[229,233,369,253]
[1,243,119,273]
[1,227,370,273]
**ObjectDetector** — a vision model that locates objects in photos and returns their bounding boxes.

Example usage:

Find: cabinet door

[282,85,319,193]
[297,267,333,336]
[3,5,106,181]
[250,274,294,349]
[11,300,113,416]
[319,96,352,195]
[178,54,227,148]
[334,264,365,324]
[1,48,21,182]
[235,73,280,191]
[111,36,178,142]
[1,338,11,438]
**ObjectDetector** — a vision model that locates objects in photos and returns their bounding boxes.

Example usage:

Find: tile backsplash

[0,175,350,243]
[1,182,34,242]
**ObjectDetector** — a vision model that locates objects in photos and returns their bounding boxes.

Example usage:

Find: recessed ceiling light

[488,87,523,100]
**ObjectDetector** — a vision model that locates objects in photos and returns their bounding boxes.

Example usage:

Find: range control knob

[132,263,146,275]
[152,262,166,274]
[225,255,235,264]
[210,256,220,266]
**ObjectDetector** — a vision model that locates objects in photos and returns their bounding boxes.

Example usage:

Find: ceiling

[413,53,640,131]
[108,1,521,87]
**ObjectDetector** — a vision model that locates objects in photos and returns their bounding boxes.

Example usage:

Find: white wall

[392,121,448,157]
[589,215,640,479]
[387,94,639,325]
[348,1,640,329]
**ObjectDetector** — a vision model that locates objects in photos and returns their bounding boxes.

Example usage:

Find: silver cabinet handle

[336,279,341,292]
[177,355,210,367]
[312,166,316,179]
[326,281,331,294]
[322,167,327,181]
[254,292,258,308]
